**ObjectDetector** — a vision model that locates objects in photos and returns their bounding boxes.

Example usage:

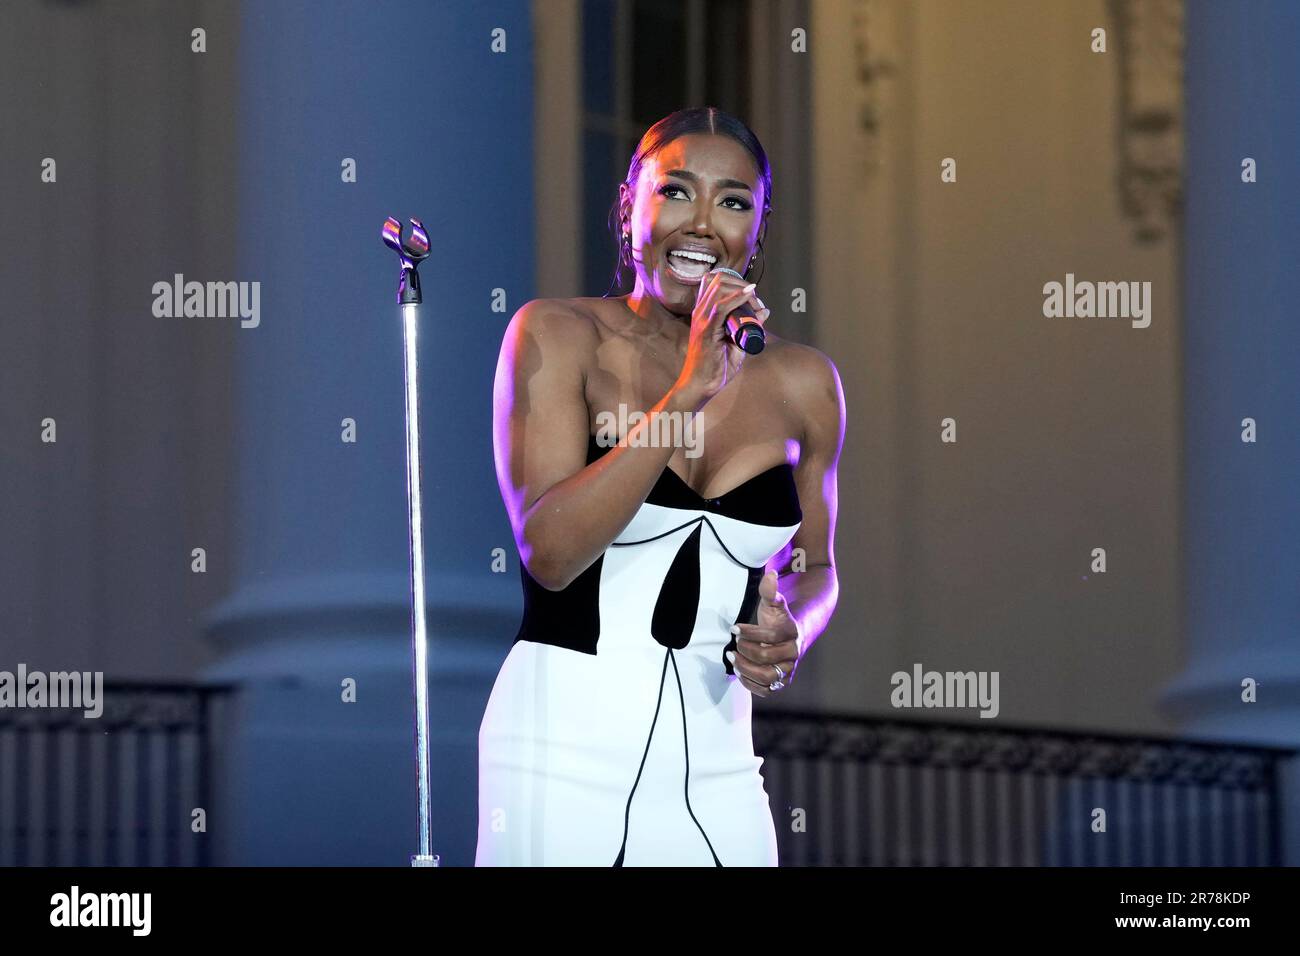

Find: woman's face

[621,133,766,316]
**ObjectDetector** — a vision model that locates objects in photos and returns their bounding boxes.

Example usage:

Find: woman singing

[477,106,844,866]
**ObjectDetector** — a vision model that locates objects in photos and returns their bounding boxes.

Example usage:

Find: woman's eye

[659,184,751,211]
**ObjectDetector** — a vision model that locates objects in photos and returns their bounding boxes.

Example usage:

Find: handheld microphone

[706,266,766,354]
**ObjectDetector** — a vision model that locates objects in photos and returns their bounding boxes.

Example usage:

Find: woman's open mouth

[665,249,718,283]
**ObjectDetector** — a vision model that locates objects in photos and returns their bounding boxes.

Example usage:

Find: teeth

[669,250,717,264]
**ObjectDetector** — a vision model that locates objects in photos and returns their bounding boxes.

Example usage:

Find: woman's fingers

[735,632,799,666]
[696,272,727,324]
[716,283,757,314]
[731,654,796,697]
[741,290,770,326]
[729,629,799,697]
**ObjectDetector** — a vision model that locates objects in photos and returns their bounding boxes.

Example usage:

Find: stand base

[410,854,441,867]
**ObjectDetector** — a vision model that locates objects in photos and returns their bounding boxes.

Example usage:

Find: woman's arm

[730,343,844,696]
[492,299,690,591]
[775,345,845,655]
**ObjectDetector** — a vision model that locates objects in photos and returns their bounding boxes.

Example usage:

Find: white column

[200,0,532,865]
[1160,0,1300,864]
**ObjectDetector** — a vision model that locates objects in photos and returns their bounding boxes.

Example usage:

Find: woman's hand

[728,570,803,697]
[671,270,769,413]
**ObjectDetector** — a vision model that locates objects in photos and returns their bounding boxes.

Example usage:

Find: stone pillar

[201,0,532,865]
[1160,0,1300,865]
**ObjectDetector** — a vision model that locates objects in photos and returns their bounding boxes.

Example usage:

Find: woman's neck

[621,285,691,350]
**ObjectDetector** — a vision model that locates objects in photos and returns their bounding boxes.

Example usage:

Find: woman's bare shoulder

[501,296,602,357]
[761,332,842,394]
[759,333,845,449]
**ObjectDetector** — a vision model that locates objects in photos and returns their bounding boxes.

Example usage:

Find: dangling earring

[746,232,766,279]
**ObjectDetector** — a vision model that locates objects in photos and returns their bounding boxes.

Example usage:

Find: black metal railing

[5,685,1289,866]
[0,681,233,866]
[754,710,1293,866]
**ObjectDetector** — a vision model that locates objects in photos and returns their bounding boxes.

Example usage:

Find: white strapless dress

[475,433,802,866]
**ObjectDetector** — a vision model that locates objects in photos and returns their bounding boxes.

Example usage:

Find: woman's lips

[665,253,715,284]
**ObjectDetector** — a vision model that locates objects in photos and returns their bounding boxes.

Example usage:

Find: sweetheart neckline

[659,458,794,503]
[587,433,794,503]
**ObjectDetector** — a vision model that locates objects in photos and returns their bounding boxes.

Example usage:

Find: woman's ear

[618,184,632,230]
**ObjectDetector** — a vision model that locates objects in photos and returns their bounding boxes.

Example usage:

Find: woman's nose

[691,204,715,235]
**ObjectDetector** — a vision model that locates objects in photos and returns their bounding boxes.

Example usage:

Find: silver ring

[768,663,787,692]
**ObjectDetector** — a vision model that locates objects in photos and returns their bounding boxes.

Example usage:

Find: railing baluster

[847,760,859,863]
[18,725,33,865]
[819,758,835,865]
[56,725,75,866]
[0,725,14,866]
[1021,772,1038,865]
[867,761,884,866]
[89,728,107,866]
[919,764,936,866]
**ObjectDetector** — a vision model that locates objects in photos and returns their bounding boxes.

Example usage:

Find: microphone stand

[382,216,439,867]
